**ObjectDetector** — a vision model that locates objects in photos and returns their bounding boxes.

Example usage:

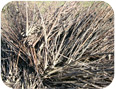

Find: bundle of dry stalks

[1,1,114,89]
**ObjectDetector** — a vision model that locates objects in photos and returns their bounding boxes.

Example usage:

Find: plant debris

[1,1,114,89]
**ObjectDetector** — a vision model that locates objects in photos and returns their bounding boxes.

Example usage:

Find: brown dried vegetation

[1,1,114,89]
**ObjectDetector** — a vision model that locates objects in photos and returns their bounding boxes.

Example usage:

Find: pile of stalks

[1,1,114,89]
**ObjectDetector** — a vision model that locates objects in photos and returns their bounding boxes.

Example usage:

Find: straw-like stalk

[1,1,114,89]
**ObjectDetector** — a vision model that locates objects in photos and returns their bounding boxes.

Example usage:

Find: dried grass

[1,1,114,89]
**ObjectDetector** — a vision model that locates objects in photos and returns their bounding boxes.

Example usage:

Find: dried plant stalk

[1,1,114,89]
